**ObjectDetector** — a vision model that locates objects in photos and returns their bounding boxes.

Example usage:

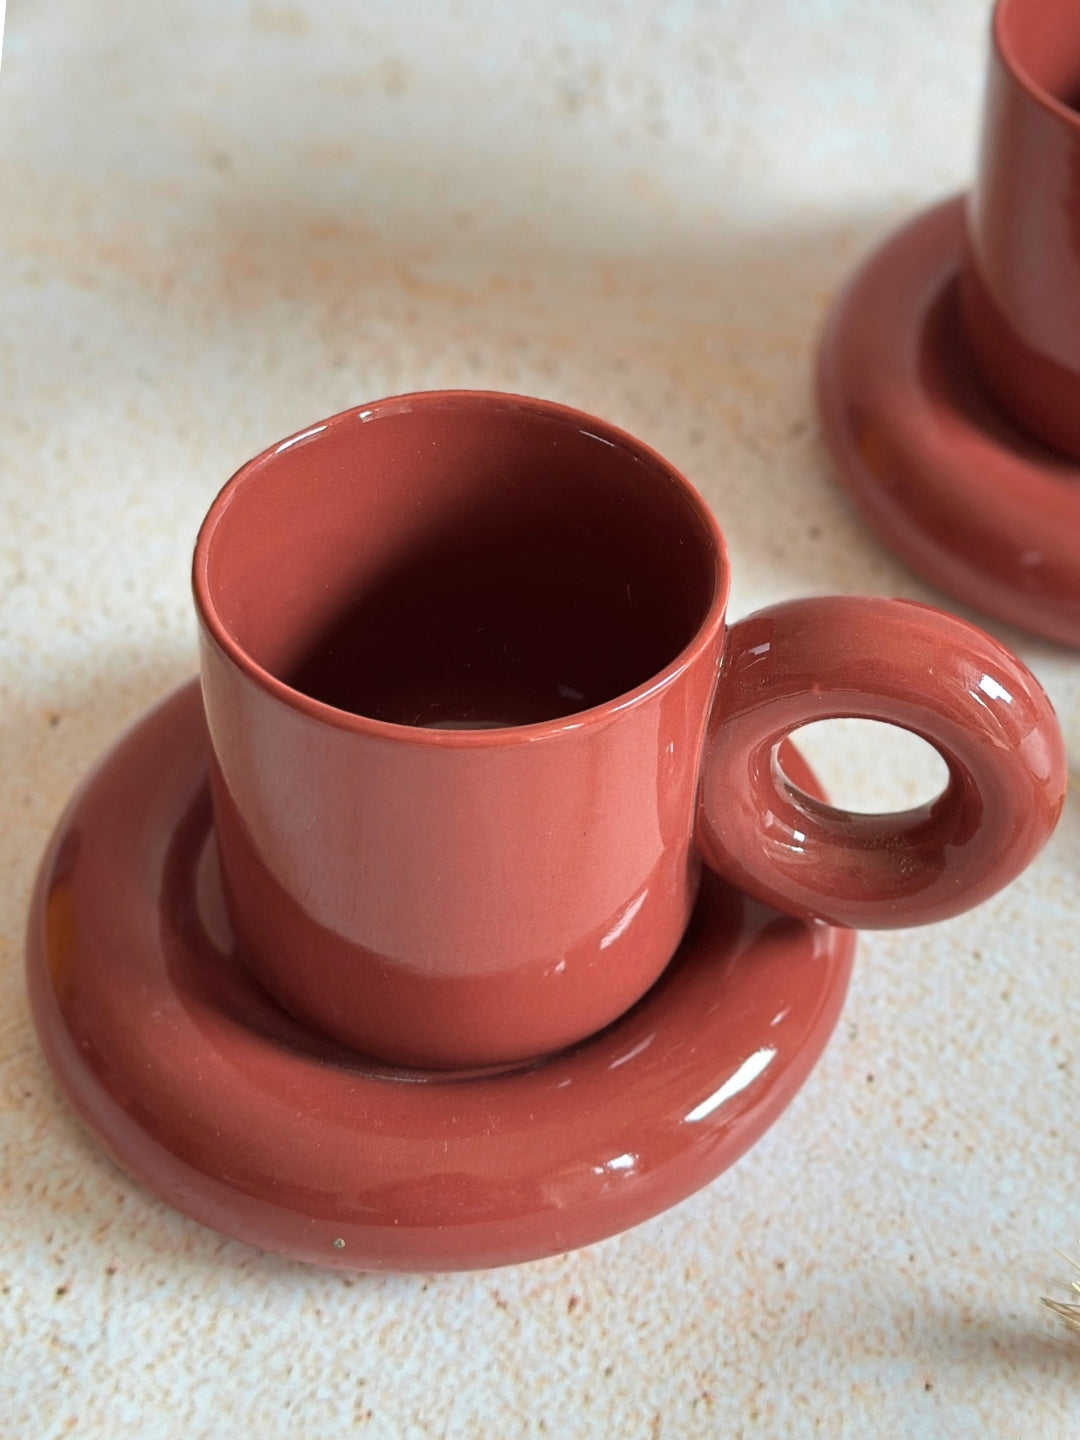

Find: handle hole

[783,719,949,815]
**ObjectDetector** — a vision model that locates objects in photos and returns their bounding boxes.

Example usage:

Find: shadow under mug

[962,0,1080,457]
[193,392,1066,1069]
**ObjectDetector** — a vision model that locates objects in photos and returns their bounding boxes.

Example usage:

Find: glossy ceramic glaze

[25,682,854,1273]
[818,196,1080,647]
[963,0,1080,457]
[195,393,729,1069]
[698,594,1066,928]
[194,392,1066,1069]
[818,0,1080,646]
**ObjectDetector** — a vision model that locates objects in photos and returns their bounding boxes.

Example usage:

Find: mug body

[194,392,728,1069]
[962,0,1080,457]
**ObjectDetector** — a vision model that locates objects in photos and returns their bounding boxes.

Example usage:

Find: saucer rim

[816,193,1080,650]
[26,681,854,1273]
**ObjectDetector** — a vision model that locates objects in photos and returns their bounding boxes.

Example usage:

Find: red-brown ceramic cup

[193,392,1066,1070]
[962,0,1080,456]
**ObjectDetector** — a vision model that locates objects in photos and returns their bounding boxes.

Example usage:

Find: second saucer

[817,0,1080,647]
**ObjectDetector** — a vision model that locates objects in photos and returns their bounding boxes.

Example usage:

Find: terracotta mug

[962,0,1080,456]
[193,392,1066,1070]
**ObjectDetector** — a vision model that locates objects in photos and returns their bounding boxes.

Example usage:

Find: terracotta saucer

[27,682,854,1273]
[817,194,1080,649]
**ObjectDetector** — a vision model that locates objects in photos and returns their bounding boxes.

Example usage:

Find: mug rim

[193,389,731,748]
[992,0,1080,129]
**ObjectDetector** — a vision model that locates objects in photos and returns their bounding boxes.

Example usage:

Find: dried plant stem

[1041,1252,1080,1336]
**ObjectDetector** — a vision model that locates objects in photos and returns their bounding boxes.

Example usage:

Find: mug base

[26,681,853,1273]
[818,194,1080,649]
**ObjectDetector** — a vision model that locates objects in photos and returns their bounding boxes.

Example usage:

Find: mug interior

[196,394,722,730]
[996,0,1080,113]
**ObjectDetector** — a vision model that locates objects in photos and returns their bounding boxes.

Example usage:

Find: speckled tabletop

[2,1,1079,1436]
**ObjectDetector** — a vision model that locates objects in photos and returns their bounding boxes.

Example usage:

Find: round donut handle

[695,597,1066,929]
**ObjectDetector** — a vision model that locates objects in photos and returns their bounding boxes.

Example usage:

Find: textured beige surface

[2,1,1080,1435]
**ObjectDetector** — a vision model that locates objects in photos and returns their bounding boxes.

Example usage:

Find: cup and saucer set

[26,0,1076,1274]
